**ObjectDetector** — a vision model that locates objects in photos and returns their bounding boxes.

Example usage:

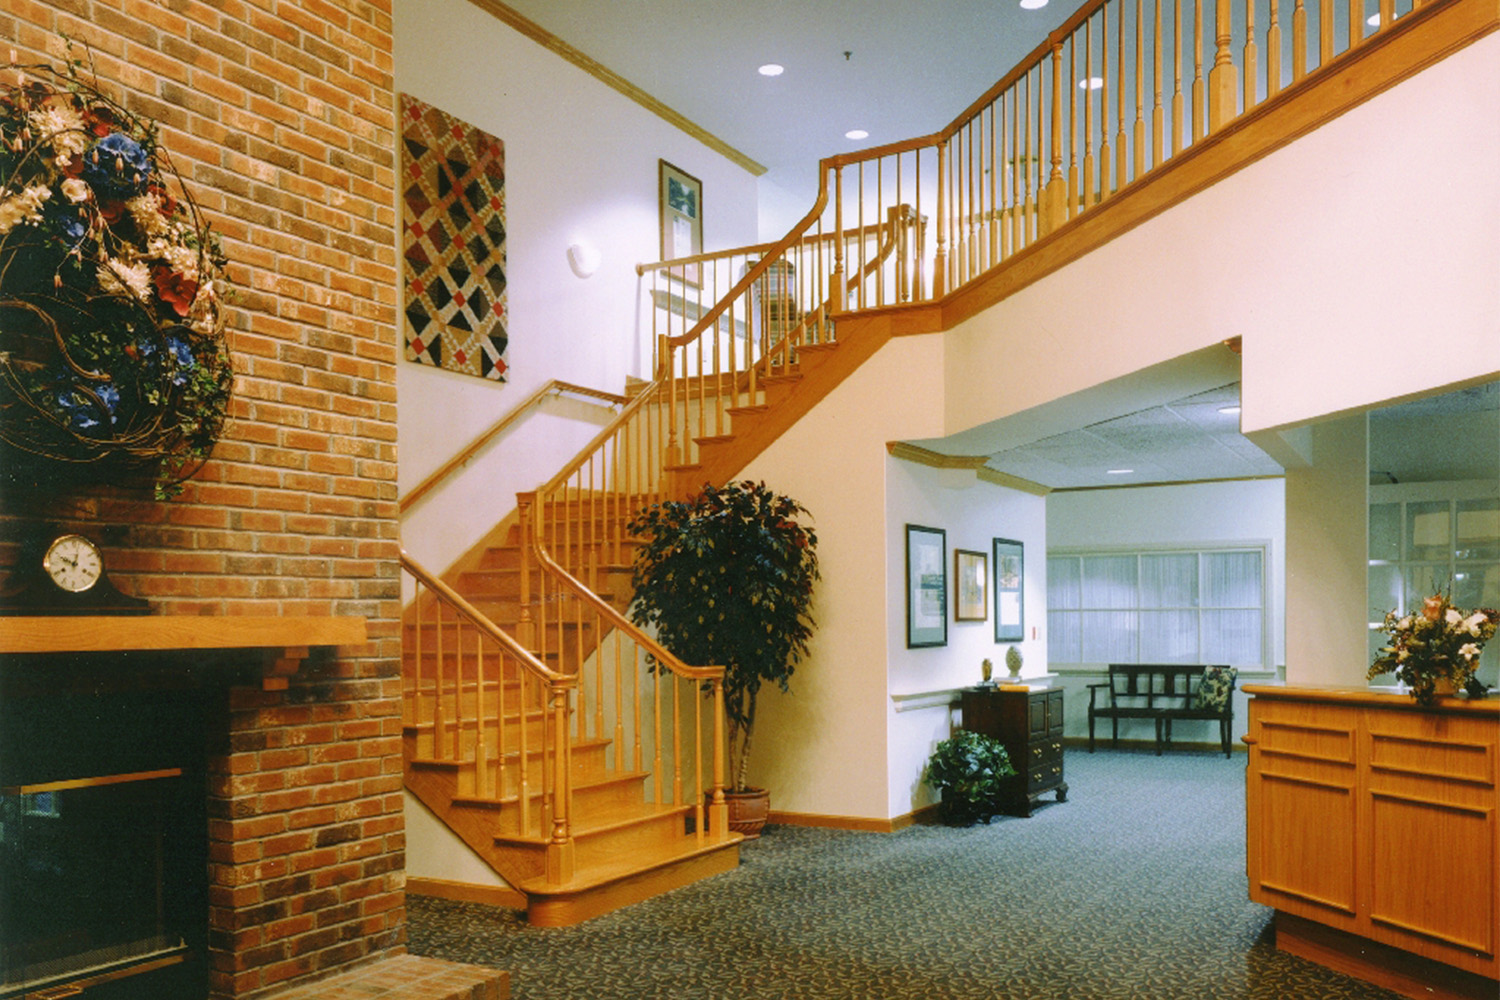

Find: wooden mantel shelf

[0,615,368,690]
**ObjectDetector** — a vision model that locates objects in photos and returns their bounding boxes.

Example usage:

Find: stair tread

[405,735,612,759]
[494,800,694,846]
[518,831,741,896]
[450,768,651,808]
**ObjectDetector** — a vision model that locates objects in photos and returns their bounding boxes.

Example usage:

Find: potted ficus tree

[627,480,819,838]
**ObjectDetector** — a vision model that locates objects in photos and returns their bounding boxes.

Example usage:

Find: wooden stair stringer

[694,302,943,488]
[404,734,549,886]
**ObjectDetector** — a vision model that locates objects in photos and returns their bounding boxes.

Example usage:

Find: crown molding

[465,0,766,176]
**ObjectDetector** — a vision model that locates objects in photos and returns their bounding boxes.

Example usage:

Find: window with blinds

[1047,548,1266,667]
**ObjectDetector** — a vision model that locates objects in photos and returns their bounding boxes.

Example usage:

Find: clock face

[44,534,104,593]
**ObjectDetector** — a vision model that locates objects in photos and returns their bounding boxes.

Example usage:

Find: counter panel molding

[1244,685,1499,998]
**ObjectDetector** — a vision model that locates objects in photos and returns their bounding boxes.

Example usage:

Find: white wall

[940,32,1500,443]
[886,462,1047,818]
[395,0,759,880]
[738,335,948,821]
[1284,415,1369,685]
[394,0,760,534]
[1046,478,1287,745]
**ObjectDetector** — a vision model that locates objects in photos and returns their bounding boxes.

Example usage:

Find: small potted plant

[627,480,819,838]
[1367,593,1497,706]
[924,730,1016,826]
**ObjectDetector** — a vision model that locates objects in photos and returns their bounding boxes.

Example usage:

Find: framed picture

[659,159,702,287]
[906,525,947,648]
[954,549,988,622]
[993,538,1024,642]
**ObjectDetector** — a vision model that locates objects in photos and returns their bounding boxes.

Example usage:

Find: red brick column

[3,1,402,996]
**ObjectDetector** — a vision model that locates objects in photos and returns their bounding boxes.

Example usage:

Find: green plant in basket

[925,729,1016,827]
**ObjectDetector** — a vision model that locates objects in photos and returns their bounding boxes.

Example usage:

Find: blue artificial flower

[55,378,119,434]
[164,333,195,386]
[48,205,89,243]
[82,132,151,199]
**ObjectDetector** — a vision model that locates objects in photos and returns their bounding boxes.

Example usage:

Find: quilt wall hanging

[400,94,508,380]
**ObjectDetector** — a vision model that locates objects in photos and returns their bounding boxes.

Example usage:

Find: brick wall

[2,1,402,996]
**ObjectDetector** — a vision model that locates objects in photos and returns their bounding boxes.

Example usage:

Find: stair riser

[573,812,695,868]
[454,744,615,798]
[479,542,641,571]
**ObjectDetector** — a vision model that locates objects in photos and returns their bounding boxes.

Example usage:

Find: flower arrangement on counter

[1367,592,1498,706]
[0,50,232,498]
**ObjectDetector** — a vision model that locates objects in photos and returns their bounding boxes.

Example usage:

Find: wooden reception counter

[1243,685,1500,1000]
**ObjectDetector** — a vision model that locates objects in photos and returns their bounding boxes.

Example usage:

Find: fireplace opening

[0,670,210,1000]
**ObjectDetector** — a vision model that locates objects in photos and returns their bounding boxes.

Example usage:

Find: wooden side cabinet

[961,685,1067,817]
[1244,685,1500,990]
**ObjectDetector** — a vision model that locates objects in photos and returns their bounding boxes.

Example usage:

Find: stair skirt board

[406,875,529,910]
[521,838,742,927]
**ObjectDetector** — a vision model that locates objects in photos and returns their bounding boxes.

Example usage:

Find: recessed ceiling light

[845,129,869,140]
[758,63,784,77]
[1020,0,1049,8]
[1218,405,1242,415]
[1106,468,1134,475]
[1079,77,1104,90]
[1365,12,1381,25]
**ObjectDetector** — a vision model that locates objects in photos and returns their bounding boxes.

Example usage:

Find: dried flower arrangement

[0,50,232,498]
[1368,592,1498,706]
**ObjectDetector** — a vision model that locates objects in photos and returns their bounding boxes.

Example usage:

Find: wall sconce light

[567,242,600,278]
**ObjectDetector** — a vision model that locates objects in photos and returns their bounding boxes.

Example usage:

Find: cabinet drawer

[1027,739,1063,767]
[1027,761,1064,791]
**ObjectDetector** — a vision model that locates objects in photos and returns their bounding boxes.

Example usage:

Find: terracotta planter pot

[713,786,770,840]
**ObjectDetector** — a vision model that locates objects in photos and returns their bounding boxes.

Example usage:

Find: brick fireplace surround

[0,1,488,997]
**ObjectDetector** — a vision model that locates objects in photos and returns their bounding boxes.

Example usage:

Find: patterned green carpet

[408,750,1405,999]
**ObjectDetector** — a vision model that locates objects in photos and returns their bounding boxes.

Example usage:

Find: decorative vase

[715,786,771,840]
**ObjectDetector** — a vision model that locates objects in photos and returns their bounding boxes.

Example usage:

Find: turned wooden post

[1042,43,1068,236]
[1208,0,1237,131]
[934,140,948,294]
[544,682,575,885]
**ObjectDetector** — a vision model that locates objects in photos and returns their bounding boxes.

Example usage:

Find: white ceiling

[984,383,1283,489]
[494,3,1498,490]
[501,0,1091,206]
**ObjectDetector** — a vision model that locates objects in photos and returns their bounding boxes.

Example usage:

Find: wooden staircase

[400,511,740,928]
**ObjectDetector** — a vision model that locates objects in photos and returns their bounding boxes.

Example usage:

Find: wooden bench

[1086,664,1238,757]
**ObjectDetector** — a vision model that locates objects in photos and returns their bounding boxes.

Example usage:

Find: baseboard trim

[1275,913,1499,1000]
[1062,736,1247,755]
[768,802,942,833]
[406,876,527,910]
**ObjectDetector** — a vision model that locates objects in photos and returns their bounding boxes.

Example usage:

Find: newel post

[544,681,575,884]
[709,676,729,841]
[831,165,846,308]
[1207,0,1237,131]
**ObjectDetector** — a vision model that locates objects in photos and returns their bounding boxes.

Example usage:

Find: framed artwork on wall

[906,524,947,648]
[399,94,509,381]
[955,549,988,622]
[993,537,1024,642]
[659,159,702,287]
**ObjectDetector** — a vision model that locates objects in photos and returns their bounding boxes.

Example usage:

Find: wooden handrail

[661,173,834,352]
[399,545,571,686]
[527,540,726,683]
[401,380,625,514]
[636,209,914,276]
